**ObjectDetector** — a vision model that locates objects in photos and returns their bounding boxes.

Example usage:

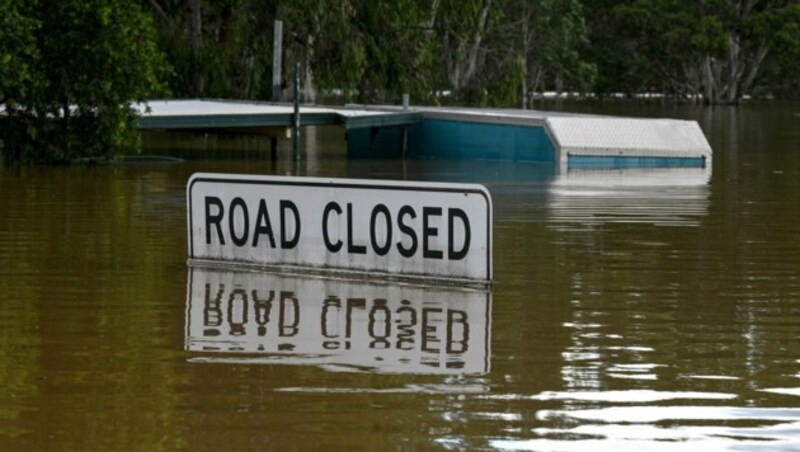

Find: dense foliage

[589,0,800,103]
[1,0,165,164]
[2,0,800,163]
[144,0,799,106]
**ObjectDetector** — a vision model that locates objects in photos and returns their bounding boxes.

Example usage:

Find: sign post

[187,173,493,287]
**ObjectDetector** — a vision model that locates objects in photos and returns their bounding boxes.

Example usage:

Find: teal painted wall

[407,119,555,162]
[345,118,556,162]
[568,155,707,169]
[344,118,706,169]
[345,126,405,158]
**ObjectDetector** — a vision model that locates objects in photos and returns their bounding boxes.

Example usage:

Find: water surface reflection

[3,105,800,449]
[547,167,711,226]
[185,267,491,375]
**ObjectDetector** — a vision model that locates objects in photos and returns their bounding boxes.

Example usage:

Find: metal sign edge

[186,172,493,284]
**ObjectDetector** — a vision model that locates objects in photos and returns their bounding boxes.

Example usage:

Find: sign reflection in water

[185,267,491,374]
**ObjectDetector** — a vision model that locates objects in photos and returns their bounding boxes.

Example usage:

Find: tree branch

[146,0,170,25]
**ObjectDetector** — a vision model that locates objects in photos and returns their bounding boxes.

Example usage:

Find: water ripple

[481,390,735,403]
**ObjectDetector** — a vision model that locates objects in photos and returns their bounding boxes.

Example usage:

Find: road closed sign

[187,173,493,286]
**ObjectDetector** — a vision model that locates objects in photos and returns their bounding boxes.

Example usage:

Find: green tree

[496,0,595,107]
[1,0,167,164]
[421,0,595,107]
[281,0,436,104]
[435,0,499,99]
[757,3,800,97]
[280,0,366,103]
[132,0,800,107]
[0,1,40,108]
[604,0,800,104]
[140,0,599,107]
[145,0,278,99]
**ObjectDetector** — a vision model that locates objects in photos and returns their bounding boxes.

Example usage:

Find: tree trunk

[521,4,529,109]
[303,35,316,104]
[462,0,492,86]
[236,50,254,99]
[741,44,769,98]
[188,0,204,95]
[62,97,71,157]
[702,55,715,104]
[444,0,492,93]
[442,16,462,89]
[424,0,440,42]
[726,33,740,104]
[301,13,321,104]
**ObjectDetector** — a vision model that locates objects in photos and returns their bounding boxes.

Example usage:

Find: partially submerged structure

[136,100,712,171]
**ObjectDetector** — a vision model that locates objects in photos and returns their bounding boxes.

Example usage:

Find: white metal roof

[546,116,712,161]
[134,99,386,117]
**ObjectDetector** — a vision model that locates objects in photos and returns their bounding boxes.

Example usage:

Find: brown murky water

[1,103,800,450]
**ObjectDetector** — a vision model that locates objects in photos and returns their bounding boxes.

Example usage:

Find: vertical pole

[293,61,301,161]
[272,20,283,102]
[189,0,204,95]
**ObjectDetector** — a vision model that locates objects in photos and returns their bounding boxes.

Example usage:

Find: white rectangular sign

[187,173,492,284]
[186,268,491,375]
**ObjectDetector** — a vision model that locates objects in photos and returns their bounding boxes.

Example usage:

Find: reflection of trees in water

[0,166,186,449]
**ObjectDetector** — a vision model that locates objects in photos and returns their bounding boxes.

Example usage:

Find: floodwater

[1,103,800,450]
